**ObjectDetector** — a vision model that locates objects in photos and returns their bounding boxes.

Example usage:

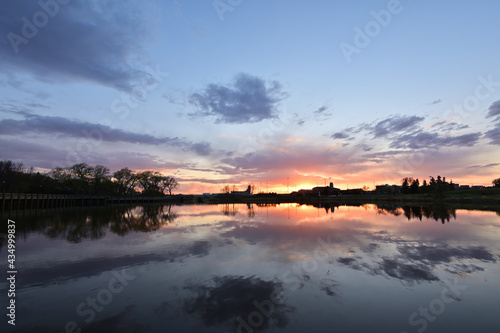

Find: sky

[1,0,500,194]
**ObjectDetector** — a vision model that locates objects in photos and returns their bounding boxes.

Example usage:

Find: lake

[1,203,499,333]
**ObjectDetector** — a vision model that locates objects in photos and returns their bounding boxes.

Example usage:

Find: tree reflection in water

[0,205,179,245]
[221,203,239,216]
[376,204,457,223]
[109,205,178,235]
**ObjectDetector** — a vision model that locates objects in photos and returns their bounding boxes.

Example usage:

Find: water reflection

[0,203,493,248]
[2,203,500,333]
[375,204,457,223]
[109,205,178,235]
[221,203,239,216]
[0,205,178,246]
[183,275,292,331]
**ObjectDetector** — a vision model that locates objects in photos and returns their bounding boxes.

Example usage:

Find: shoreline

[206,188,500,211]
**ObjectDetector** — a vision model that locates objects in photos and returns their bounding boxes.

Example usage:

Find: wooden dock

[0,193,179,213]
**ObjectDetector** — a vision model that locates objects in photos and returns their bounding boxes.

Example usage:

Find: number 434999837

[7,219,15,268]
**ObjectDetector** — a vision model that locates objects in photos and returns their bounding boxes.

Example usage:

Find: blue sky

[1,0,500,193]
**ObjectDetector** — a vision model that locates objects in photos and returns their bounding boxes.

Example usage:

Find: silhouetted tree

[221,185,231,194]
[160,176,179,195]
[410,178,420,194]
[69,163,93,194]
[136,171,164,195]
[1,160,178,196]
[401,177,413,194]
[493,178,500,188]
[113,167,138,195]
[90,165,111,194]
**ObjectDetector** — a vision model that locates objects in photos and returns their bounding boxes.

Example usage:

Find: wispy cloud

[485,124,500,145]
[431,121,470,131]
[369,115,424,138]
[189,73,285,123]
[467,163,500,169]
[484,100,500,145]
[314,106,329,115]
[0,113,212,155]
[313,105,333,121]
[330,114,480,151]
[219,144,367,176]
[0,137,187,170]
[331,131,352,140]
[390,131,481,149]
[486,100,500,118]
[330,126,360,141]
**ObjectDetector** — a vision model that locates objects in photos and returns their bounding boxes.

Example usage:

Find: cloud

[336,255,439,283]
[378,258,439,282]
[0,113,212,155]
[466,163,500,169]
[0,137,69,168]
[445,263,485,275]
[485,123,500,145]
[362,150,406,159]
[337,256,368,271]
[331,130,353,140]
[432,121,470,131]
[0,137,189,170]
[330,125,367,141]
[429,99,442,105]
[486,100,500,118]
[336,242,494,283]
[320,278,339,297]
[220,145,366,175]
[314,106,329,114]
[218,219,356,247]
[398,244,496,264]
[355,143,372,152]
[189,73,285,123]
[370,115,424,138]
[166,240,212,260]
[313,105,333,121]
[389,131,481,149]
[0,0,155,93]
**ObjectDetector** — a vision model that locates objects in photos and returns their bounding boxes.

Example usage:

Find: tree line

[400,175,458,194]
[401,175,500,194]
[0,160,178,196]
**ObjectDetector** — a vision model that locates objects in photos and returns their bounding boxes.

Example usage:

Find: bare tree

[160,176,179,195]
[91,165,110,194]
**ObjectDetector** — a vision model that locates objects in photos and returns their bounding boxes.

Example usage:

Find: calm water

[1,203,500,333]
